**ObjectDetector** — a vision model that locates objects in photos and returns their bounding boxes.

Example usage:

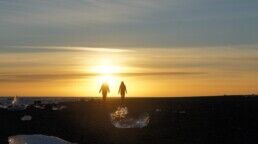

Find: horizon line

[0,94,257,98]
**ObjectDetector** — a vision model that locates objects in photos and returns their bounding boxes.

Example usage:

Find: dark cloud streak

[0,72,206,83]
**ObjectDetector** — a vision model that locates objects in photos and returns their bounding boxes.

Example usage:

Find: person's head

[104,81,108,85]
[121,81,125,85]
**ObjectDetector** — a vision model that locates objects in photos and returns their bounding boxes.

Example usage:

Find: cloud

[0,0,162,25]
[2,46,134,53]
[0,72,206,82]
[1,0,258,47]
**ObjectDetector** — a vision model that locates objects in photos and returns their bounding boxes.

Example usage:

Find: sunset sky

[0,0,258,97]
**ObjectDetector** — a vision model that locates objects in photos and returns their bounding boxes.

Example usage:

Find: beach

[0,96,257,144]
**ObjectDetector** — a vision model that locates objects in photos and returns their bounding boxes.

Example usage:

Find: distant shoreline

[0,94,257,99]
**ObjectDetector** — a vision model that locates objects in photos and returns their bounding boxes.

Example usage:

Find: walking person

[118,81,127,104]
[99,82,110,102]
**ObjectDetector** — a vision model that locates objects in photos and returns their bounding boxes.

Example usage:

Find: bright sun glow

[91,65,121,96]
[88,58,129,97]
[97,75,116,87]
[92,65,120,74]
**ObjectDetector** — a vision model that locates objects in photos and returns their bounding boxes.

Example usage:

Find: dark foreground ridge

[0,96,258,144]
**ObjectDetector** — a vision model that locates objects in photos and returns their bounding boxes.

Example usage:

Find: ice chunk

[179,110,186,114]
[111,107,128,119]
[155,108,161,112]
[21,115,32,121]
[12,96,18,106]
[0,104,8,109]
[8,135,75,144]
[7,96,27,111]
[7,105,27,111]
[110,106,150,128]
[34,105,45,109]
[52,105,67,111]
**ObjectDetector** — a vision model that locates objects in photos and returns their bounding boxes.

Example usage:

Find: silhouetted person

[118,81,127,103]
[99,82,110,101]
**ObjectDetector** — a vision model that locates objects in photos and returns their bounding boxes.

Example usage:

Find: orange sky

[0,46,257,97]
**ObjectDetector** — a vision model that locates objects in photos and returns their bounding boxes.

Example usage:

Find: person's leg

[103,92,107,101]
[121,93,125,105]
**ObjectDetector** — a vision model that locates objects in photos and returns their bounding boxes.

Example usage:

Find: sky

[0,0,258,97]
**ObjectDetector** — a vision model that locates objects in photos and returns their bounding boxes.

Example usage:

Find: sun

[97,75,116,87]
[91,65,121,93]
[88,62,127,96]
[92,65,120,75]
